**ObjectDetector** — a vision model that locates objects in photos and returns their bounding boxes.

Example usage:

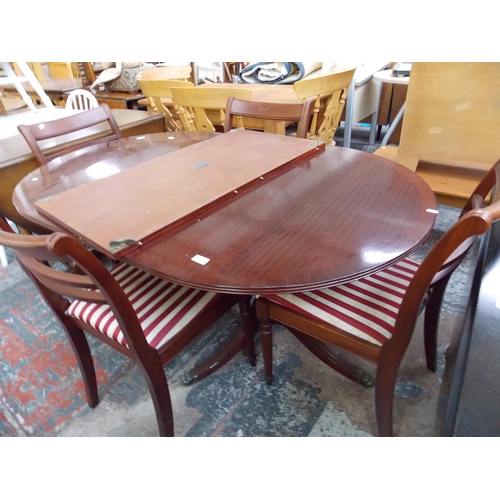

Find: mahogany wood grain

[257,161,500,436]
[224,97,314,138]
[17,104,123,166]
[14,132,437,295]
[125,146,437,294]
[33,130,323,258]
[13,131,438,391]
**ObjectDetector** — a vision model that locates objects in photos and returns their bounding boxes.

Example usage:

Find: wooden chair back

[293,67,356,145]
[170,86,252,132]
[136,78,194,131]
[0,229,152,357]
[17,104,123,166]
[257,160,500,436]
[136,66,193,116]
[65,89,99,111]
[224,97,314,139]
[0,226,245,436]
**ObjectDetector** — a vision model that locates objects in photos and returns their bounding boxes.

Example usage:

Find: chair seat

[262,257,420,346]
[67,262,218,350]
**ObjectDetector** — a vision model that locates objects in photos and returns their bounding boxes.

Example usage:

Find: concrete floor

[54,304,460,437]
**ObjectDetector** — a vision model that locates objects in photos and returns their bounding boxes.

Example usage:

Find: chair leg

[138,356,175,437]
[238,296,257,367]
[374,359,400,437]
[289,328,374,387]
[62,321,99,409]
[256,299,273,385]
[424,277,451,372]
[375,343,411,437]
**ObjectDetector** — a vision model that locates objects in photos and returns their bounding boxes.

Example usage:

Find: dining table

[12,130,438,385]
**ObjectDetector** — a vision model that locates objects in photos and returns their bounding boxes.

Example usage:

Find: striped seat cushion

[262,257,420,346]
[66,262,218,350]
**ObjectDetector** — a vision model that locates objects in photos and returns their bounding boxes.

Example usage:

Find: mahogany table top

[33,130,323,258]
[14,132,438,294]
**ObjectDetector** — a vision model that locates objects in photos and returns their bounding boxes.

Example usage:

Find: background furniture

[91,90,146,110]
[372,69,410,146]
[0,96,28,115]
[375,63,500,207]
[224,98,314,138]
[18,104,123,166]
[65,89,99,110]
[136,65,193,111]
[327,62,391,148]
[256,161,500,436]
[0,62,54,110]
[136,78,194,130]
[0,107,165,233]
[3,76,84,106]
[170,86,252,132]
[293,67,356,145]
[204,82,308,134]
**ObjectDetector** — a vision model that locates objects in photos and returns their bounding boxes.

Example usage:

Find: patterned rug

[0,202,468,437]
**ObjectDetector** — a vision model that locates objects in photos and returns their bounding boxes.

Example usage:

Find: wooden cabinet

[375,63,500,207]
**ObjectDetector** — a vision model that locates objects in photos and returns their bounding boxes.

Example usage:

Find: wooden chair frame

[257,160,500,436]
[17,103,123,166]
[224,97,314,139]
[294,67,356,145]
[170,86,252,132]
[136,78,194,131]
[0,221,255,436]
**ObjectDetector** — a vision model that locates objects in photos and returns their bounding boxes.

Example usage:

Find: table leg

[289,328,374,387]
[179,296,257,385]
[381,101,406,146]
[342,79,355,148]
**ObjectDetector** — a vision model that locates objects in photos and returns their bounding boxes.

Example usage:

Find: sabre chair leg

[374,351,406,437]
[256,299,273,385]
[63,321,99,408]
[139,358,174,437]
[424,277,451,372]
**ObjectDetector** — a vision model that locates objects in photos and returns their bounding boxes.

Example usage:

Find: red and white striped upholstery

[66,262,218,350]
[262,257,421,347]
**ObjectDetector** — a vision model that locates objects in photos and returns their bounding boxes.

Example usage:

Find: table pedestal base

[180,296,257,385]
[290,328,374,388]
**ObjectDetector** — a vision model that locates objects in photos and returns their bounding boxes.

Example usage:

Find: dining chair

[224,97,314,139]
[293,66,356,146]
[17,103,123,166]
[65,89,99,111]
[0,220,255,436]
[256,160,500,437]
[136,66,193,114]
[170,86,252,132]
[136,78,194,131]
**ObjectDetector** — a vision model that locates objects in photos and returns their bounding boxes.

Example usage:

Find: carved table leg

[289,328,374,387]
[180,296,256,386]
